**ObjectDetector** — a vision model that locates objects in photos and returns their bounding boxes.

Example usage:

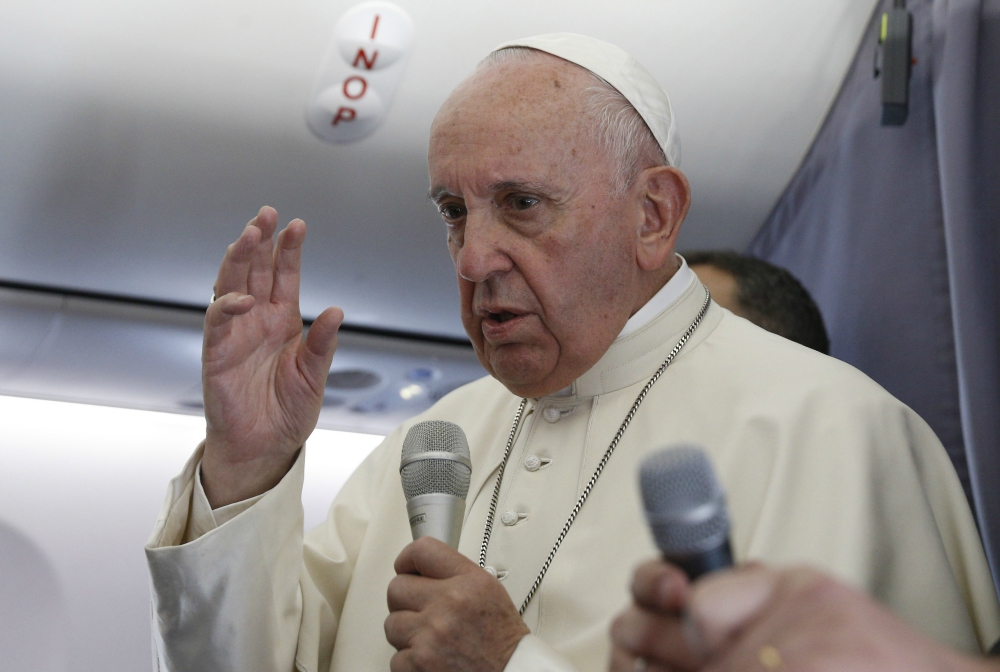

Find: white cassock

[146,261,1000,672]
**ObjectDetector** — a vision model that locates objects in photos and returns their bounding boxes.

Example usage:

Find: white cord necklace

[478,291,712,615]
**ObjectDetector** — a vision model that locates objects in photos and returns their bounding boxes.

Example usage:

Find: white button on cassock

[542,407,562,423]
[501,510,528,526]
[485,566,497,578]
[524,455,541,471]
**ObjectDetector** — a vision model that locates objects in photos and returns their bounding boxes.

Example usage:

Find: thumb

[298,306,344,390]
[685,565,780,658]
[394,537,477,579]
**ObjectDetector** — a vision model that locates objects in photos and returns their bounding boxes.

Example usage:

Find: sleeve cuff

[504,635,577,672]
[179,463,266,543]
[147,442,301,548]
[145,444,307,672]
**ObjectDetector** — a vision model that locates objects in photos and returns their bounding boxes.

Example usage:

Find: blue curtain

[748,0,1000,594]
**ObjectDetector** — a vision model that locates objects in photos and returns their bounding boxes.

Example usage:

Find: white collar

[617,256,695,340]
[546,256,697,398]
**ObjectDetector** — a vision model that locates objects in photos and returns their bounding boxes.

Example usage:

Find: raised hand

[200,206,344,508]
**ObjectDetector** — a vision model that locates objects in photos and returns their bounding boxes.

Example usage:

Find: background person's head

[687,251,830,354]
[428,46,691,398]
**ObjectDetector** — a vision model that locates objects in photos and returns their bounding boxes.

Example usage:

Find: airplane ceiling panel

[0,0,877,339]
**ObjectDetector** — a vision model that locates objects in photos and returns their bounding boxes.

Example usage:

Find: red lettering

[343,76,367,100]
[353,48,378,70]
[370,14,380,39]
[332,107,356,126]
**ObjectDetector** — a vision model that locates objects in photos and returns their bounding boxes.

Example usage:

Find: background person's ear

[636,167,691,271]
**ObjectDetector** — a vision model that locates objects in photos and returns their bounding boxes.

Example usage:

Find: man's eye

[511,196,539,211]
[439,204,465,220]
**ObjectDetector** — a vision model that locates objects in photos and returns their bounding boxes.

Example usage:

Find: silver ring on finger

[210,293,217,304]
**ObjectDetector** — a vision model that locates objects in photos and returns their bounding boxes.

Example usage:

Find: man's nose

[456,212,513,283]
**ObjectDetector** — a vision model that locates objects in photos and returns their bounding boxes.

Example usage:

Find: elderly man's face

[428,56,644,397]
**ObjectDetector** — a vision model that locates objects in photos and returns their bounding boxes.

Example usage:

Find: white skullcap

[492,33,681,167]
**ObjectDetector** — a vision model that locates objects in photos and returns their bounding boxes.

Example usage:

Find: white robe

[146,279,1000,672]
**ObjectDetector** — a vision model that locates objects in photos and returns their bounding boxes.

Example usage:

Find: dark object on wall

[875,0,914,125]
[685,251,830,355]
[748,0,1000,598]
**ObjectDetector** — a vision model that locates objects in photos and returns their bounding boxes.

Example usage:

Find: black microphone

[639,445,733,580]
[399,421,472,549]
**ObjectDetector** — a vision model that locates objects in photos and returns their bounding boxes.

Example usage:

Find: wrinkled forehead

[428,55,605,183]
[436,53,594,133]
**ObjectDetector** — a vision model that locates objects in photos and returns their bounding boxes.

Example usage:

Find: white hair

[476,47,667,196]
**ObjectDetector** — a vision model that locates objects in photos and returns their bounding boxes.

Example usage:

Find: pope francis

[145,34,1000,672]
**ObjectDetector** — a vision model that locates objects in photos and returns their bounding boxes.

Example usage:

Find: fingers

[204,292,256,349]
[213,207,312,313]
[393,537,478,579]
[389,650,419,672]
[608,646,637,672]
[271,219,306,306]
[631,560,691,612]
[386,573,435,614]
[298,306,344,392]
[610,606,700,670]
[608,645,678,672]
[245,206,279,300]
[384,608,420,651]
[215,223,261,299]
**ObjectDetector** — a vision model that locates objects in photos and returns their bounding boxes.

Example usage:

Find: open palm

[200,206,343,507]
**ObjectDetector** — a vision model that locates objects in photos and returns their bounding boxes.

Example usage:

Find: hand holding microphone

[385,420,529,672]
[609,444,732,672]
[610,448,986,672]
[612,564,992,672]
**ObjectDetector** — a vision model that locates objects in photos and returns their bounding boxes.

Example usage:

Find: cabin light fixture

[398,383,426,401]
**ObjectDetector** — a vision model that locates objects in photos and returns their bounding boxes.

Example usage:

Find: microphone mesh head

[400,421,471,501]
[639,445,729,556]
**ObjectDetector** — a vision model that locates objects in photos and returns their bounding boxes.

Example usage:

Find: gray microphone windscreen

[400,421,472,501]
[639,445,729,557]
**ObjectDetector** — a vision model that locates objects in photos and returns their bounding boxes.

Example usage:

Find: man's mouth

[489,311,519,324]
[478,308,530,339]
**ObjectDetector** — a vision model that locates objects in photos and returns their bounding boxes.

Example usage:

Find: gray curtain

[748,0,1000,595]
[936,0,1000,595]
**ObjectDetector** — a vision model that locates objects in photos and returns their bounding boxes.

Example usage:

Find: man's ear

[635,167,691,271]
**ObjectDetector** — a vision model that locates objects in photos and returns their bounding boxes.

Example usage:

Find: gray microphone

[639,445,733,580]
[399,421,472,549]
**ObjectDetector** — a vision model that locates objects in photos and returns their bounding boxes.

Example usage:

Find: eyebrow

[427,180,553,203]
[428,186,453,203]
[488,180,551,194]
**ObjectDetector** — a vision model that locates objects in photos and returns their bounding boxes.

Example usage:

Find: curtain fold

[934,0,1000,598]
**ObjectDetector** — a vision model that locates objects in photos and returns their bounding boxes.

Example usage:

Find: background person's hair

[477,47,666,196]
[686,251,830,355]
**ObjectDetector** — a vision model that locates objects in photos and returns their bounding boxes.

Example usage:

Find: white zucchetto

[492,33,681,167]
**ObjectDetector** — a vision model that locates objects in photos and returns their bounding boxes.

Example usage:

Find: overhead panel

[0,0,877,339]
[0,287,485,434]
